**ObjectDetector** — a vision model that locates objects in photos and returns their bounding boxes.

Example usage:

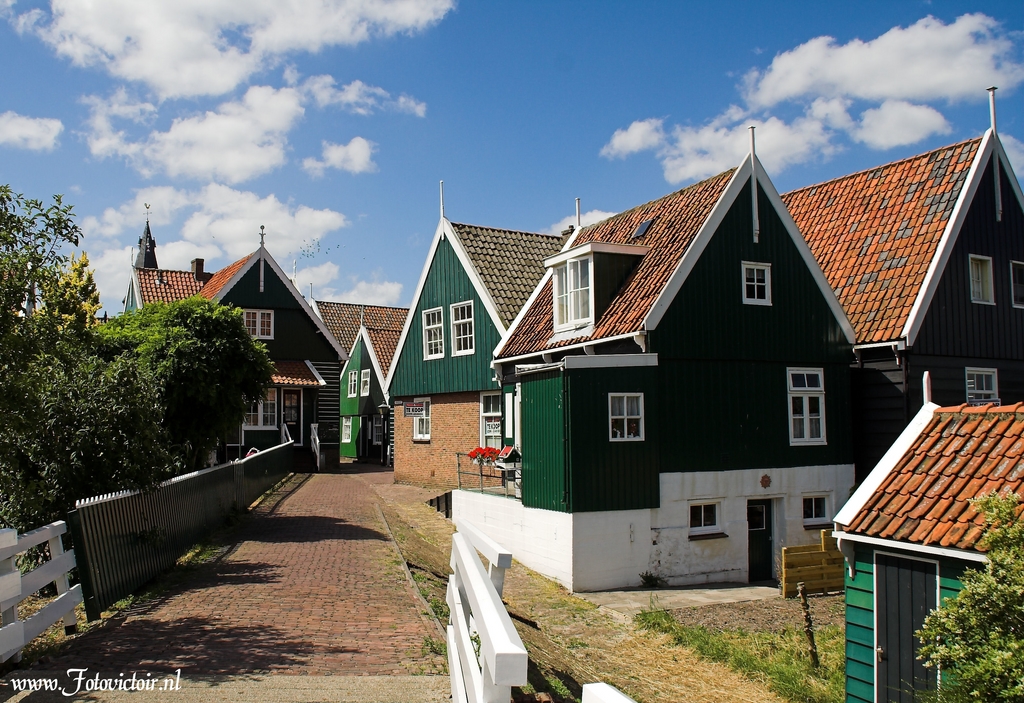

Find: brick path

[43,470,445,680]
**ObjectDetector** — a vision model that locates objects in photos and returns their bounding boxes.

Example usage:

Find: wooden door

[747,500,773,582]
[283,390,301,446]
[876,553,937,702]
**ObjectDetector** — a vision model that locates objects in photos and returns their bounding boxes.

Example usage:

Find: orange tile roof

[316,302,409,353]
[366,327,402,378]
[271,360,322,387]
[843,402,1024,552]
[783,138,980,344]
[136,269,204,305]
[498,170,735,359]
[200,253,252,300]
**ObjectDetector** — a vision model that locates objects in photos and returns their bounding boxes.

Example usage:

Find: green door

[747,499,773,582]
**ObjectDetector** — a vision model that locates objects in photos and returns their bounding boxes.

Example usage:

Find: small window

[742,262,771,305]
[788,368,826,445]
[803,496,829,526]
[244,309,274,339]
[1011,261,1024,308]
[413,397,431,440]
[245,389,278,428]
[342,417,352,443]
[372,415,383,445]
[360,369,371,396]
[966,368,999,405]
[481,393,502,448]
[347,370,358,398]
[609,393,644,441]
[690,503,719,535]
[452,301,475,356]
[969,255,994,304]
[554,257,592,329]
[423,308,444,359]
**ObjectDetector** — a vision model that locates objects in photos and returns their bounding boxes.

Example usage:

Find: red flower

[468,446,500,463]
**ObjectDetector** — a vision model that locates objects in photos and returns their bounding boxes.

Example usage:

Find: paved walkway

[577,583,780,619]
[0,470,448,701]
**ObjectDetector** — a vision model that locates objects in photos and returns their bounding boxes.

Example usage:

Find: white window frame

[360,369,371,397]
[965,367,999,405]
[244,309,274,339]
[1011,261,1024,309]
[788,368,826,446]
[608,393,644,442]
[423,308,444,359]
[689,501,721,536]
[802,495,830,527]
[480,392,502,449]
[969,254,995,305]
[741,261,772,306]
[412,397,431,441]
[347,370,358,398]
[342,417,352,443]
[244,388,278,429]
[553,256,593,331]
[372,415,383,445]
[451,301,475,356]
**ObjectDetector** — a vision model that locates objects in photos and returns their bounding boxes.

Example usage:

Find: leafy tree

[918,492,1024,702]
[99,297,275,470]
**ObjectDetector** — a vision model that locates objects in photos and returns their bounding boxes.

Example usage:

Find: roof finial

[259,224,266,249]
[749,125,760,244]
[439,181,445,219]
[576,198,581,229]
[987,86,998,133]
[144,202,151,223]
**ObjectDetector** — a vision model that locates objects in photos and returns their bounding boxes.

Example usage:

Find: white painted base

[453,463,854,592]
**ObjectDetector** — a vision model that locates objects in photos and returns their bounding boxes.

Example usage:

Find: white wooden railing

[0,521,82,663]
[310,423,321,471]
[582,682,638,702]
[447,520,526,703]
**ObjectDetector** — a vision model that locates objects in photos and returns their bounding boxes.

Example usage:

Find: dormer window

[554,257,592,329]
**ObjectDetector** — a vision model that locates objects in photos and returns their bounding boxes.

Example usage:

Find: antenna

[749,126,760,243]
[988,87,1003,222]
[259,225,266,249]
[575,198,581,229]
[440,180,445,219]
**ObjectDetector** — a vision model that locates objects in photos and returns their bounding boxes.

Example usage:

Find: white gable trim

[833,401,938,527]
[124,268,142,312]
[303,360,327,386]
[444,220,507,333]
[902,131,1024,345]
[492,268,553,360]
[495,331,641,366]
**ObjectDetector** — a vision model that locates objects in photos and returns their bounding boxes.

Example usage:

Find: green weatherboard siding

[389,237,502,397]
[339,335,386,458]
[521,370,567,512]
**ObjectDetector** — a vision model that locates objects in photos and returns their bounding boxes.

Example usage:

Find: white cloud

[1001,134,1024,177]
[303,137,378,177]
[294,261,340,299]
[333,277,403,306]
[25,0,454,99]
[303,76,426,117]
[0,111,63,150]
[546,209,618,235]
[85,86,304,184]
[851,100,952,149]
[600,118,665,159]
[86,244,135,314]
[745,14,1024,108]
[81,185,192,239]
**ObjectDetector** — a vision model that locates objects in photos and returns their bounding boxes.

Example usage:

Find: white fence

[0,521,82,663]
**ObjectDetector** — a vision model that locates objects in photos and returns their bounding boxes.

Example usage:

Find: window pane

[703,504,716,526]
[803,498,814,520]
[809,417,822,438]
[805,373,821,389]
[808,396,820,416]
[690,505,702,528]
[814,497,825,518]
[626,418,641,438]
[791,373,806,388]
[610,395,624,416]
[611,418,625,439]
[626,395,640,416]
[793,417,805,439]
[792,396,804,415]
[260,312,272,337]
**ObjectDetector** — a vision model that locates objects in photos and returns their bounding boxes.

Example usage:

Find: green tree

[99,297,275,470]
[918,492,1024,702]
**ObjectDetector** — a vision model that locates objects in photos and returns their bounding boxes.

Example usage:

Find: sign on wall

[404,402,425,417]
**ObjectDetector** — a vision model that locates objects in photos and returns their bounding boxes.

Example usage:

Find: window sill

[803,522,832,531]
[742,299,772,306]
[242,425,278,431]
[452,350,476,357]
[970,299,996,306]
[790,440,827,447]
[412,438,431,443]
[688,531,728,541]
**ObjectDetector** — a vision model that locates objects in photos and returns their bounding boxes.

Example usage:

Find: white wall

[572,509,652,592]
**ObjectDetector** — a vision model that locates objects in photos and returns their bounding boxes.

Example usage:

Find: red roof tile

[271,360,322,387]
[782,139,981,344]
[366,327,402,378]
[315,302,408,353]
[200,254,252,300]
[136,269,204,304]
[843,402,1024,552]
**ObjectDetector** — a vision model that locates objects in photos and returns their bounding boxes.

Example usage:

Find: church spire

[134,204,159,269]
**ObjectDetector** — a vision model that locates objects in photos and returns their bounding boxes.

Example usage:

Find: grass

[634,607,845,703]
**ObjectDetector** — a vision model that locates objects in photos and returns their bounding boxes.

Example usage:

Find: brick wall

[394,391,481,488]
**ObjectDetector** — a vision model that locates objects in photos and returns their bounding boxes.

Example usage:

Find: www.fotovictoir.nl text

[8,669,182,696]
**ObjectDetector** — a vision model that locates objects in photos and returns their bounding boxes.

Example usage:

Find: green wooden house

[123,229,346,466]
[469,146,857,592]
[833,396,1022,702]
[338,323,405,463]
[385,217,567,488]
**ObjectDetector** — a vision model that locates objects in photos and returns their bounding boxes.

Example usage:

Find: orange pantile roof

[136,269,204,304]
[200,253,252,300]
[316,302,408,353]
[498,170,735,359]
[366,327,402,378]
[843,402,1024,552]
[783,138,981,344]
[271,360,322,387]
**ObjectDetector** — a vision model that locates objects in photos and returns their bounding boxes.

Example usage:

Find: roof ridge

[317,300,409,311]
[449,221,560,238]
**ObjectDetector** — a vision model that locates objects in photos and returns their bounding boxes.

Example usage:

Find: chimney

[560,224,575,238]
[191,258,212,283]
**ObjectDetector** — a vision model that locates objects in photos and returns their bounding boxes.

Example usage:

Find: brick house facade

[393,392,480,487]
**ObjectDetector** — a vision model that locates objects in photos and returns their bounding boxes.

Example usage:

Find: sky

[0,1,1022,315]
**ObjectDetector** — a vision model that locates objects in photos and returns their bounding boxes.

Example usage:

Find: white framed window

[244,309,274,339]
[481,393,502,449]
[553,257,592,330]
[1011,261,1024,308]
[372,415,383,445]
[245,389,278,428]
[803,496,830,526]
[423,308,444,359]
[451,301,475,356]
[788,368,826,445]
[347,370,358,397]
[741,262,772,305]
[342,417,352,443]
[966,368,998,404]
[413,397,431,441]
[969,254,994,304]
[360,369,371,396]
[609,393,644,441]
[689,502,720,535]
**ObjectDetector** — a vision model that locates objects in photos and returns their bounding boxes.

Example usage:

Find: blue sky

[0,1,1022,314]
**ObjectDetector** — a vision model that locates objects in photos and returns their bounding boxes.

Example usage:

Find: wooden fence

[780,530,845,598]
[69,440,293,620]
[0,521,82,663]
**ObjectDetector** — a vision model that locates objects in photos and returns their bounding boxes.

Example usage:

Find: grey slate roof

[450,222,568,328]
